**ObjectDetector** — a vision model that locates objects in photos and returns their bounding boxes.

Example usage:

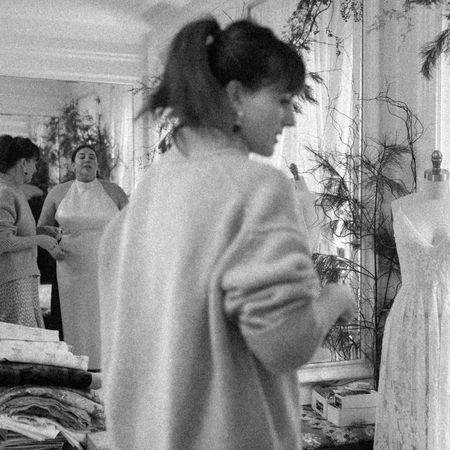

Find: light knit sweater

[0,175,40,285]
[99,131,346,450]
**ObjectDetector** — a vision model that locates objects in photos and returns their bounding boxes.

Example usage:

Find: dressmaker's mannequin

[374,151,450,449]
[393,151,450,246]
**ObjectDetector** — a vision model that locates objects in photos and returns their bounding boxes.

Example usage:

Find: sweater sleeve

[0,189,37,254]
[221,168,345,374]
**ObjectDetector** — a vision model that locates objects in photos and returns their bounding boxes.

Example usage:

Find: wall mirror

[248,1,369,388]
[0,74,136,331]
[0,75,135,192]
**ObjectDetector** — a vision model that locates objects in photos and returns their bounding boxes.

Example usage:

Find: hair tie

[206,26,221,47]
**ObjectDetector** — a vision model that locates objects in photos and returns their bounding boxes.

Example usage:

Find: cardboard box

[333,389,377,409]
[327,389,377,427]
[311,386,335,419]
[327,403,376,427]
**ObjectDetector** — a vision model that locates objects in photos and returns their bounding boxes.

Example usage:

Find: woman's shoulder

[99,179,128,207]
[46,181,73,201]
[51,180,74,190]
[235,159,293,197]
[99,179,127,196]
[99,179,122,190]
[226,160,296,220]
[51,181,73,191]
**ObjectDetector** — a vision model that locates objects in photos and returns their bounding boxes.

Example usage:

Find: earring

[232,110,243,133]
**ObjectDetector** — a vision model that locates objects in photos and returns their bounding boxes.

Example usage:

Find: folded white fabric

[0,340,88,371]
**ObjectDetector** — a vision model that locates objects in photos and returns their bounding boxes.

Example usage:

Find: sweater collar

[172,127,250,159]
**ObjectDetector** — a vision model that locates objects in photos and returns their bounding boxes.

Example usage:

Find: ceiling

[89,0,250,32]
[0,0,263,82]
[2,0,253,46]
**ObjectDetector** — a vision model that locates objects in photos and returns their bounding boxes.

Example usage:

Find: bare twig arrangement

[284,0,363,105]
[302,90,422,387]
[41,100,120,186]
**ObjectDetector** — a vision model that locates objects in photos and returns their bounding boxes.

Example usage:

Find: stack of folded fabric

[0,322,104,449]
[0,427,66,449]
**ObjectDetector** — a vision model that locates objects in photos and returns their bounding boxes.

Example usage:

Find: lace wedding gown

[374,202,450,449]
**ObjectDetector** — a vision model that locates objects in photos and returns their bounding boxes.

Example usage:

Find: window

[249,1,368,387]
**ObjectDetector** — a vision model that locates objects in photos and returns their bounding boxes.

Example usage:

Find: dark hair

[143,17,306,133]
[71,144,97,162]
[0,135,40,173]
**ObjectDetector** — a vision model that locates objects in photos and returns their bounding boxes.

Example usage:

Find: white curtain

[249,0,360,197]
[363,0,442,189]
[107,85,135,196]
[74,83,135,196]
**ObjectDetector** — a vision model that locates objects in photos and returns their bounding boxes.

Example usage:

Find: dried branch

[305,91,422,385]
[421,27,450,79]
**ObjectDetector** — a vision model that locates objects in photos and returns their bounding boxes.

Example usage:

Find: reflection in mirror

[0,75,134,370]
[0,76,135,195]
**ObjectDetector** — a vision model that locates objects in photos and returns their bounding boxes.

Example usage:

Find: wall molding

[0,43,144,85]
[298,359,373,385]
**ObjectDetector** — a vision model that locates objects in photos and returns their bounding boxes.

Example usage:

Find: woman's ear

[18,158,27,170]
[225,80,246,113]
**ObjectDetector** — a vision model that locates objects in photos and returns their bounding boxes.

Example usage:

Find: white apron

[55,179,118,369]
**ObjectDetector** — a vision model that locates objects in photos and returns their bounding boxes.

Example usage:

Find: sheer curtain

[249,1,360,195]
[74,83,135,196]
[107,84,135,196]
[363,0,442,186]
[250,0,360,263]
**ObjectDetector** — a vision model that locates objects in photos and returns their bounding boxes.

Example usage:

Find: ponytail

[144,17,234,132]
[141,16,306,135]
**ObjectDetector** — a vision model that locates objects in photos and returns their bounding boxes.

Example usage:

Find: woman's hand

[53,249,66,260]
[38,235,66,260]
[36,225,63,240]
[36,234,59,256]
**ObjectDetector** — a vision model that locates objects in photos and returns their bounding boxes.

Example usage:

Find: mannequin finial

[424,150,449,182]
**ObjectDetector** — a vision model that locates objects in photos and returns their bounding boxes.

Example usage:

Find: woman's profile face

[73,147,98,182]
[237,84,296,157]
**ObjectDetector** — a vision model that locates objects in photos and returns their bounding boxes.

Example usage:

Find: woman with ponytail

[99,17,356,450]
[0,135,61,327]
